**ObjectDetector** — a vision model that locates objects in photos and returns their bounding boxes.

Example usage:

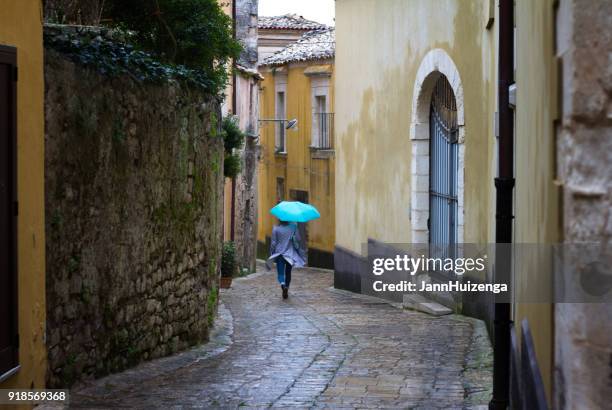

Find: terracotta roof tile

[261,28,335,66]
[258,14,329,31]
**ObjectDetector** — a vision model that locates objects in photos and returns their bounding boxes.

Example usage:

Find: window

[313,95,333,149]
[316,95,326,117]
[0,45,19,379]
[275,91,286,152]
[311,92,334,150]
[289,189,308,204]
[276,177,285,203]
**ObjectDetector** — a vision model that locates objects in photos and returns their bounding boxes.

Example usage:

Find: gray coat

[268,223,307,267]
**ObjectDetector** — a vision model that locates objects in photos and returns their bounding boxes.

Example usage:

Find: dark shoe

[282,285,288,299]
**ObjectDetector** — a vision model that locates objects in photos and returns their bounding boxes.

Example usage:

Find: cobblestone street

[68,265,492,409]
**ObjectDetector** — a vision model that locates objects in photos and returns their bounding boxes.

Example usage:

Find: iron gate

[429,75,458,253]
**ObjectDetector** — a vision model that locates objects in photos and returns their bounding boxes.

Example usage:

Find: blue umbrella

[270,201,320,223]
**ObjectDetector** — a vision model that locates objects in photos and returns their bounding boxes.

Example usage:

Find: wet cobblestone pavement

[67,265,492,409]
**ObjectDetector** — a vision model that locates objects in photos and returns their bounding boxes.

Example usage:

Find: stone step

[402,293,453,316]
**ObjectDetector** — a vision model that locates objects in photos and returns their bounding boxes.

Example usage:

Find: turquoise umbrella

[270,201,320,223]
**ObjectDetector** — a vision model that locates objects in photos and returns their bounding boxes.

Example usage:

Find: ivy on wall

[43,0,242,97]
[45,25,218,92]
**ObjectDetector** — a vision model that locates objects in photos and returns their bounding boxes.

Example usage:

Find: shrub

[44,27,216,91]
[45,0,243,96]
[221,241,237,278]
[104,0,241,95]
[223,154,242,179]
[221,116,245,178]
[221,115,245,153]
[44,0,106,25]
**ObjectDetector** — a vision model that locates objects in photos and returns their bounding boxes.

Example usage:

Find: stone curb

[40,302,235,409]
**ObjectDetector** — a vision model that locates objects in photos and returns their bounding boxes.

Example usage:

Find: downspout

[230,0,237,242]
[490,0,515,409]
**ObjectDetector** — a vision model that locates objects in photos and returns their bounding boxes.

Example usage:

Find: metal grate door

[429,76,458,252]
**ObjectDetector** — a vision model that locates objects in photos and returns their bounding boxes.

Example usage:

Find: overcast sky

[258,0,335,26]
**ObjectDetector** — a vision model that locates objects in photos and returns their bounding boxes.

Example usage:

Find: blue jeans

[276,257,293,288]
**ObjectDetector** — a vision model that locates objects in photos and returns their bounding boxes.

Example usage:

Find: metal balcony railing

[314,112,334,150]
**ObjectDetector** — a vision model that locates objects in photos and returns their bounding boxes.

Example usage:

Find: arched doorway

[410,49,465,245]
[429,76,458,247]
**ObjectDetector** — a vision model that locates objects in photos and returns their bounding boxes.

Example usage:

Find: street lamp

[258,118,298,130]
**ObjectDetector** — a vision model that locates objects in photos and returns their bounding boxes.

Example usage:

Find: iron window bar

[313,112,334,150]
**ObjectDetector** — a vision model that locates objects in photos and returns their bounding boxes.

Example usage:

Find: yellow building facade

[335,0,562,403]
[0,0,47,391]
[258,28,336,268]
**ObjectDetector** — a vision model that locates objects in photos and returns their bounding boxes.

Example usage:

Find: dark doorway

[0,45,18,379]
[276,177,285,203]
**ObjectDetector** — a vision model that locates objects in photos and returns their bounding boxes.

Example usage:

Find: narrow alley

[67,265,492,409]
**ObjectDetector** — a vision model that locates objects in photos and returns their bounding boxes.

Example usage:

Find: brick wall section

[44,51,224,387]
[555,0,612,407]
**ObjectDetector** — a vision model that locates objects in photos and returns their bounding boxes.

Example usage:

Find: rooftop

[258,14,329,31]
[261,28,335,66]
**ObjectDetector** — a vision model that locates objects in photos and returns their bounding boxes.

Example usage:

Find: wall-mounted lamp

[258,118,299,131]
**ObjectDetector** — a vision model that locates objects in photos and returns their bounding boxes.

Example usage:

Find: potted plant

[220,241,237,288]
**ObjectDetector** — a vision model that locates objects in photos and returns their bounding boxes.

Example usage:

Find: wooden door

[0,45,18,378]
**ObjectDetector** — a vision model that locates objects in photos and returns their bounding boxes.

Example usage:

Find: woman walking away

[268,220,307,299]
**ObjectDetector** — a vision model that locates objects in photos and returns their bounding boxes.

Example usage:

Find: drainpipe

[490,0,515,409]
[230,0,237,242]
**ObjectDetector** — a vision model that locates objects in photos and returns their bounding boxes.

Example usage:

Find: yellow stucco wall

[223,179,232,241]
[257,72,274,245]
[257,62,336,256]
[335,0,557,399]
[0,0,47,391]
[512,0,560,401]
[335,0,497,252]
[219,0,233,243]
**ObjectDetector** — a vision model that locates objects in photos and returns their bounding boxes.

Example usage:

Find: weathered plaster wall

[0,0,47,391]
[232,72,260,272]
[554,0,612,408]
[44,51,224,387]
[335,0,497,253]
[512,0,560,399]
[221,0,259,273]
[235,0,258,69]
[257,62,336,266]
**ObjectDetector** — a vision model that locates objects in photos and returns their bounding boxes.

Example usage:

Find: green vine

[44,26,217,92]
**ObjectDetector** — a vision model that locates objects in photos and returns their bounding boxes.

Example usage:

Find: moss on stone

[207,285,218,328]
[45,50,224,388]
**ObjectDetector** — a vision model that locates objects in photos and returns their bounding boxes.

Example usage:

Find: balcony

[312,112,334,150]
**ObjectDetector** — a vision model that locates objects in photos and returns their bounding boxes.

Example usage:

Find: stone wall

[554,0,612,408]
[44,50,224,387]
